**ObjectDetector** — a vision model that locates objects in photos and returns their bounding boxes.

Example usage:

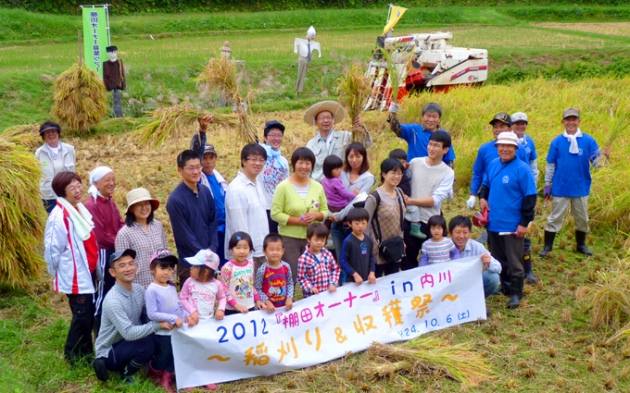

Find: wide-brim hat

[220,41,232,52]
[125,188,159,215]
[303,101,346,125]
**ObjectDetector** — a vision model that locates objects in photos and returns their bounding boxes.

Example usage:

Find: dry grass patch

[535,22,630,37]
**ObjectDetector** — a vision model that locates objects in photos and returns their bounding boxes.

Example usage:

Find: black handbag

[371,188,406,264]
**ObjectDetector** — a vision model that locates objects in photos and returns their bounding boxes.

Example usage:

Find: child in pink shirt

[322,155,359,212]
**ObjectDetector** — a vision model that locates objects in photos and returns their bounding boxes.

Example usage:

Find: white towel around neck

[563,129,583,154]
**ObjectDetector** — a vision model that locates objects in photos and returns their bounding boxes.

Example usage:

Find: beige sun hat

[125,188,160,214]
[303,100,346,125]
[220,41,232,52]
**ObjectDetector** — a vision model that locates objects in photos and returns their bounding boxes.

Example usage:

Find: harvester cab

[364,31,488,111]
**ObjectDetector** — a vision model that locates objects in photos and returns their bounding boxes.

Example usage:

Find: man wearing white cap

[511,112,539,283]
[478,132,536,309]
[540,108,610,257]
[304,100,372,183]
[84,166,125,336]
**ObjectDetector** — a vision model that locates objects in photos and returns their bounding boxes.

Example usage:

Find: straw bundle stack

[1,124,40,149]
[134,102,240,147]
[197,54,258,144]
[336,63,372,145]
[0,137,46,289]
[51,61,108,133]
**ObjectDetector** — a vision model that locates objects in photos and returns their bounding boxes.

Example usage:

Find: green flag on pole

[81,5,110,78]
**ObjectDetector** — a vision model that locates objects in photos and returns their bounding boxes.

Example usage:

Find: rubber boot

[576,231,593,256]
[148,361,162,384]
[159,370,176,393]
[507,276,524,309]
[523,253,538,283]
[499,269,511,296]
[120,360,143,384]
[92,357,109,382]
[539,230,556,257]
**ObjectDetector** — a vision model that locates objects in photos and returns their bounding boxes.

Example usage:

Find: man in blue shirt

[387,102,456,167]
[190,116,228,265]
[479,132,536,309]
[166,149,218,284]
[512,112,539,283]
[540,108,610,257]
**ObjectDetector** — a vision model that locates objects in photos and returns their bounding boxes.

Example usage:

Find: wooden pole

[78,29,83,64]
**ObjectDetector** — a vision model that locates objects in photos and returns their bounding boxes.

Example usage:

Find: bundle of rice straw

[336,63,372,144]
[134,102,239,147]
[1,124,40,150]
[197,54,258,144]
[0,137,46,289]
[51,61,108,133]
[366,338,492,389]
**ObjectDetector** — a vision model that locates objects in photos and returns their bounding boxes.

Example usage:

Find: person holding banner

[449,215,501,298]
[478,132,537,309]
[93,249,171,384]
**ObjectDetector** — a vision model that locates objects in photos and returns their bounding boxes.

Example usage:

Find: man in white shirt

[402,131,454,270]
[224,144,269,270]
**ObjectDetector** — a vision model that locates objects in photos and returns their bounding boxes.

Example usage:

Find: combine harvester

[364,5,488,111]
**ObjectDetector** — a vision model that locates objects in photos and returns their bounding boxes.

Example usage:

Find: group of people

[39,99,609,390]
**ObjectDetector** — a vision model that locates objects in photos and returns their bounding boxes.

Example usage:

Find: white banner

[172,256,485,389]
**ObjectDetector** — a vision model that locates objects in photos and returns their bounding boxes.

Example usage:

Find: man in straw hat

[540,108,610,258]
[103,45,126,118]
[304,100,372,183]
[478,131,537,309]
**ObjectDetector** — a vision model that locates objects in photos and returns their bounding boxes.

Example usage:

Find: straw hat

[125,188,160,214]
[220,41,232,52]
[303,100,346,125]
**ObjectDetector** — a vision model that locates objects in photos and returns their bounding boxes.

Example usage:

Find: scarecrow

[103,45,126,118]
[294,26,321,98]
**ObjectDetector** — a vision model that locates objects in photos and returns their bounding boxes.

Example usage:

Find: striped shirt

[95,283,160,359]
[115,220,167,288]
[420,237,456,266]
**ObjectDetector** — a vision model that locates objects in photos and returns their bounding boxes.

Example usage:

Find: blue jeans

[153,335,174,373]
[483,270,500,298]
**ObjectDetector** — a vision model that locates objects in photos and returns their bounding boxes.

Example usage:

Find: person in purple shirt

[166,150,218,285]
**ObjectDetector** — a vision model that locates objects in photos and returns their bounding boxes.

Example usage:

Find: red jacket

[84,195,124,250]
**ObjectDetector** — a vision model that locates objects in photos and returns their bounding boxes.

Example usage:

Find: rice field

[536,22,630,37]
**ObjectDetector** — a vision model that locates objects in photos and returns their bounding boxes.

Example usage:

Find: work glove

[543,185,552,199]
[388,102,401,114]
[466,195,477,210]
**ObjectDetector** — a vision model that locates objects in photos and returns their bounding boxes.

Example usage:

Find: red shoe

[160,370,176,393]
[206,384,218,390]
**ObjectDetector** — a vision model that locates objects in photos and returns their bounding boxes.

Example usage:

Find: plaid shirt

[297,246,340,297]
[114,220,167,288]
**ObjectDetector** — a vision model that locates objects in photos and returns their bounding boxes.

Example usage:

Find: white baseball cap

[185,249,220,270]
[511,112,528,123]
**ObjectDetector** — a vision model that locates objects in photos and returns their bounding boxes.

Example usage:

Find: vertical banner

[172,257,486,389]
[81,5,110,78]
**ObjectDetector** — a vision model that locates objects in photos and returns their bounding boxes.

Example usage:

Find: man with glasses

[166,149,218,284]
[225,143,269,270]
[259,120,290,233]
[304,101,372,182]
[93,249,173,383]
